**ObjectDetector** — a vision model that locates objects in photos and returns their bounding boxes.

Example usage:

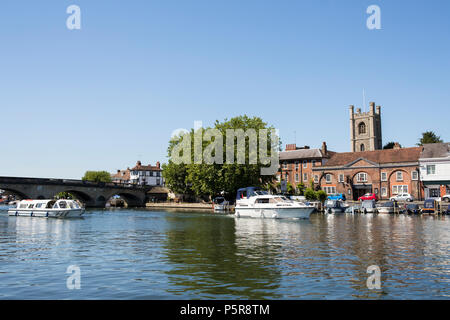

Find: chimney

[156,161,160,168]
[322,142,328,156]
[285,144,297,151]
[393,143,401,150]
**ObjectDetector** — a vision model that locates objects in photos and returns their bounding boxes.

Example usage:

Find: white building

[129,161,163,186]
[419,143,450,199]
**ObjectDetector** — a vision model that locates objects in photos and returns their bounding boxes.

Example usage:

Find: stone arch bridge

[0,176,149,208]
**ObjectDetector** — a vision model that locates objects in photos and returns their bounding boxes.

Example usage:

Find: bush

[304,188,317,201]
[316,190,328,203]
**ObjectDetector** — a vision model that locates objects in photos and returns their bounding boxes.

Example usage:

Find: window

[323,186,336,194]
[295,161,299,170]
[357,173,368,182]
[295,173,299,182]
[381,187,387,197]
[396,172,403,181]
[412,171,418,180]
[339,174,344,183]
[156,178,161,185]
[282,162,287,170]
[429,188,440,198]
[358,122,366,134]
[314,175,319,183]
[381,172,387,181]
[426,165,436,175]
[312,160,316,167]
[303,173,308,181]
[393,185,408,195]
[326,174,332,183]
[360,144,365,152]
[303,160,308,168]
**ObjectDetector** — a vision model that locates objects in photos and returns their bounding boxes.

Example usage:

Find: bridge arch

[105,192,144,207]
[58,190,93,203]
[0,188,30,200]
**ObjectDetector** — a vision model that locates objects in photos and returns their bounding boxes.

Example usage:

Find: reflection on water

[0,207,449,299]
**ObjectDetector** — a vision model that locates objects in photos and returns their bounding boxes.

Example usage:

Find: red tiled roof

[130,164,162,171]
[323,147,423,167]
[130,161,162,171]
[111,170,130,181]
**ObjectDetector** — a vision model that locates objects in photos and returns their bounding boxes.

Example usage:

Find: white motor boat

[377,201,403,214]
[234,187,315,219]
[213,197,230,212]
[324,199,346,214]
[8,199,85,218]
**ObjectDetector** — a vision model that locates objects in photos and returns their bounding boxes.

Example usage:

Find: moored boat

[8,199,85,218]
[377,201,402,214]
[234,187,315,219]
[324,199,346,214]
[360,200,377,214]
[213,197,230,212]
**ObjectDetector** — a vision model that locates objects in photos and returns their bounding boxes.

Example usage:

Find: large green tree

[82,171,112,183]
[163,115,278,199]
[417,131,443,146]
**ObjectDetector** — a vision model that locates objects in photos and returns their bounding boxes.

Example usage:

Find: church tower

[349,102,382,152]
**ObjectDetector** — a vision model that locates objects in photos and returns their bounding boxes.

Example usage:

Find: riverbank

[146,202,215,211]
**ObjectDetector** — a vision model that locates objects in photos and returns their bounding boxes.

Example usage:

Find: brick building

[111,161,163,186]
[312,145,422,200]
[276,142,334,191]
[111,169,131,184]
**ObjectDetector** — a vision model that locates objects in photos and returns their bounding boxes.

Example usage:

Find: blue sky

[1,0,449,178]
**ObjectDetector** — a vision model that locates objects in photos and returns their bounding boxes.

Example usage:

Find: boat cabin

[422,199,439,214]
[16,199,82,210]
[236,187,267,200]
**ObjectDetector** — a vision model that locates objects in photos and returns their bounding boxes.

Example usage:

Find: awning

[352,184,372,190]
[422,181,450,186]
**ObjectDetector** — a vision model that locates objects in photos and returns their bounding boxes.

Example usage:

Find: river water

[0,205,449,299]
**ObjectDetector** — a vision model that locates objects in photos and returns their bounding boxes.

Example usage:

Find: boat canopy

[424,199,437,208]
[361,200,376,209]
[236,187,267,200]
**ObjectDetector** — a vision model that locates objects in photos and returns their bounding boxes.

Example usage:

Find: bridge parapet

[0,176,148,208]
